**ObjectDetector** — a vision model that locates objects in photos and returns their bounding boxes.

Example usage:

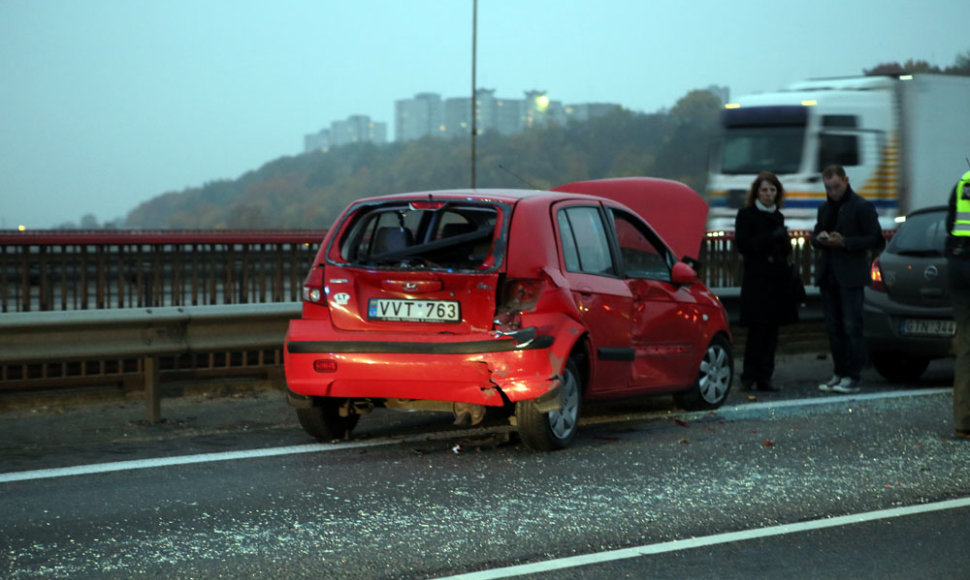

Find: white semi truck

[706,73,970,231]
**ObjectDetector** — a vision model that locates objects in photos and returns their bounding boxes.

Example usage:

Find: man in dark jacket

[947,170,970,439]
[812,165,884,393]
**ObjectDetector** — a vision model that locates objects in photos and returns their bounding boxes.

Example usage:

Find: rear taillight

[869,258,887,292]
[494,277,546,330]
[302,266,327,304]
[501,278,544,312]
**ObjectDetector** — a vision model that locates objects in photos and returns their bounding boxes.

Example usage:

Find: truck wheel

[296,398,360,441]
[516,358,582,451]
[871,352,930,383]
[675,335,733,410]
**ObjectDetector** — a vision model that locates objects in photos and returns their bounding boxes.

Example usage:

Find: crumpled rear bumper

[284,316,582,406]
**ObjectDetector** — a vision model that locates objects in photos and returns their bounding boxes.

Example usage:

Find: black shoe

[740,378,755,391]
[757,382,781,392]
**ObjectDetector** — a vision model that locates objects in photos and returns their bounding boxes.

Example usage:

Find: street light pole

[470,0,477,189]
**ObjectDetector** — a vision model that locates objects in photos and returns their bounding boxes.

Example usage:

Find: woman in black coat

[734,171,799,391]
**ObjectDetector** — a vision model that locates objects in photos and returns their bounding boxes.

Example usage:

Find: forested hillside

[125,89,722,229]
[84,51,970,230]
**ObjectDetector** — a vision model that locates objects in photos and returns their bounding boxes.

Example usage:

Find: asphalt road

[1,352,967,579]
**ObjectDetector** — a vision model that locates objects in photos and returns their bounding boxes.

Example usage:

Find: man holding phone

[812,165,885,393]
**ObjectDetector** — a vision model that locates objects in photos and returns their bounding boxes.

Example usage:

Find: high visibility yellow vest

[954,170,970,238]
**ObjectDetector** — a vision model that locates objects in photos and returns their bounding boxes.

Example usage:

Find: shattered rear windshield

[336,200,504,271]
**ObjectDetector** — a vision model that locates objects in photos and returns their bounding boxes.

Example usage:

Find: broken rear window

[336,201,504,271]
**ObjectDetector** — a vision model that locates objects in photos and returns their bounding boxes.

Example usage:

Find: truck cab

[706,74,970,233]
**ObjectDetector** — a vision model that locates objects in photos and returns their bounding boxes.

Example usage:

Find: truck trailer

[706,73,970,231]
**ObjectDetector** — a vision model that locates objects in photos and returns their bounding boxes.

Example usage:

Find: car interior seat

[371,226,413,255]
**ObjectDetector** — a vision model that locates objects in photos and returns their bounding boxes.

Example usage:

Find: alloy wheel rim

[699,344,731,403]
[548,370,579,439]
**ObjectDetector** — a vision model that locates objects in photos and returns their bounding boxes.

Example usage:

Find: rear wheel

[516,358,582,451]
[870,352,930,383]
[675,335,733,410]
[296,398,360,441]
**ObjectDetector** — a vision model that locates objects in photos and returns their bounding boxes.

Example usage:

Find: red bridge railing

[0,230,325,313]
[0,229,832,313]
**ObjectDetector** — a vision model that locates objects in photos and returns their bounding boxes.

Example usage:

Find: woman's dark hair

[745,171,786,208]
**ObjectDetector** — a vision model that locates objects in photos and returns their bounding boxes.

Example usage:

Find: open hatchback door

[552,177,709,261]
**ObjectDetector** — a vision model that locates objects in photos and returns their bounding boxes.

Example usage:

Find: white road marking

[0,424,512,484]
[434,497,970,580]
[0,441,384,483]
[0,388,951,484]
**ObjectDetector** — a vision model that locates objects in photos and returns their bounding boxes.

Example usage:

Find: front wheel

[674,335,733,410]
[516,358,582,451]
[296,397,360,441]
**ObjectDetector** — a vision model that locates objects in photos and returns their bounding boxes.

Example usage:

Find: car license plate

[368,298,461,322]
[899,318,956,337]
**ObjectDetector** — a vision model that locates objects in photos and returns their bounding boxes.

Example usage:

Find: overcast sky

[2,0,968,229]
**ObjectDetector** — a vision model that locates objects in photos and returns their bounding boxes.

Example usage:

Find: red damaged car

[284,177,733,450]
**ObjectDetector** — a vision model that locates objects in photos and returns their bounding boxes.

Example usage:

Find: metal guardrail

[0,287,827,421]
[1,228,846,420]
[0,302,300,421]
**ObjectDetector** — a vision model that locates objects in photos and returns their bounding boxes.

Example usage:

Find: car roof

[905,205,947,218]
[353,188,569,204]
[350,177,709,261]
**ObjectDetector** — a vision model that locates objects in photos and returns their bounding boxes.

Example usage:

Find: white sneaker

[830,377,860,394]
[818,375,842,392]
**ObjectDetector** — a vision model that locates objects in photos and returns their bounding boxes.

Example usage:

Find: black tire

[516,358,582,451]
[296,398,360,441]
[870,352,930,383]
[674,335,733,410]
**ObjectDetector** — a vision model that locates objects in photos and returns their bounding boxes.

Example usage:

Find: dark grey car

[864,206,955,382]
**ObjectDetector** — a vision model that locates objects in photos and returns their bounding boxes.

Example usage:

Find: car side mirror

[671,261,699,285]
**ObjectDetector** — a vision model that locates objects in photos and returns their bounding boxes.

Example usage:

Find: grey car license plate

[900,318,956,337]
[368,298,460,322]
